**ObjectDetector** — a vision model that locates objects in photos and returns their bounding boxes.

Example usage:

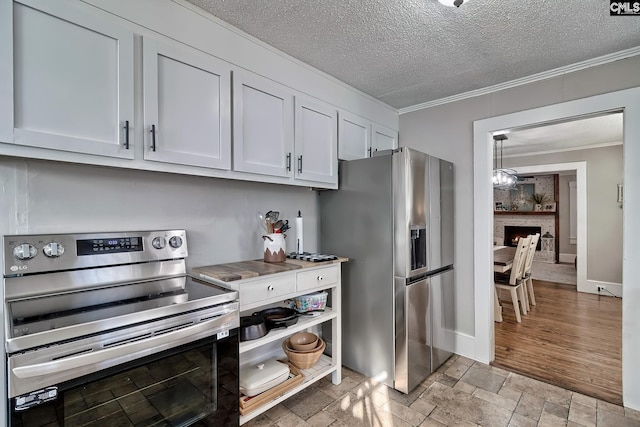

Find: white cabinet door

[10,0,134,158]
[338,110,371,160]
[233,70,294,177]
[0,0,12,144]
[371,123,398,154]
[143,38,231,170]
[294,97,338,185]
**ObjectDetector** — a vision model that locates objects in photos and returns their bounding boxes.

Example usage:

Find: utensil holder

[263,233,286,263]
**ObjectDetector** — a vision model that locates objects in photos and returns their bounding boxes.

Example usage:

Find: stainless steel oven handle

[12,310,237,379]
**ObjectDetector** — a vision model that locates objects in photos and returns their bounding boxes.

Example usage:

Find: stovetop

[6,275,238,354]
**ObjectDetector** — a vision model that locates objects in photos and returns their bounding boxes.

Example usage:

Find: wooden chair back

[523,233,540,276]
[509,236,531,286]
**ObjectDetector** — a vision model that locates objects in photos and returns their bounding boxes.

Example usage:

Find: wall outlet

[598,285,606,292]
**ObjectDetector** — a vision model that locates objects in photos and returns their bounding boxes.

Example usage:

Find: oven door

[8,331,239,427]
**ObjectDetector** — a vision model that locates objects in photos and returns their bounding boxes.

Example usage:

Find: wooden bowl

[288,332,318,351]
[283,338,325,369]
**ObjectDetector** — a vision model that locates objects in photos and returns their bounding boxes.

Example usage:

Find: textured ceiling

[182,0,640,110]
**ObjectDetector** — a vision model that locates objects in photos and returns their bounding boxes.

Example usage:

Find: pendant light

[492,134,517,189]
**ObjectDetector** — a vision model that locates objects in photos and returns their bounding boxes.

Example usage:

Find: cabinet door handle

[123,120,130,150]
[286,153,292,171]
[150,124,157,152]
[317,276,323,281]
[368,147,372,157]
[267,285,274,291]
[298,155,303,173]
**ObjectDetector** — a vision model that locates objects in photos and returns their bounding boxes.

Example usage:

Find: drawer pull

[317,276,323,281]
[267,285,274,291]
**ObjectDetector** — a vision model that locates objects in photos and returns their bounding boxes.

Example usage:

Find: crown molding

[399,46,640,115]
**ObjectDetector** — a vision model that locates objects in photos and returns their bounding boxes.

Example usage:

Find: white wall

[399,55,640,409]
[559,173,577,258]
[0,158,320,267]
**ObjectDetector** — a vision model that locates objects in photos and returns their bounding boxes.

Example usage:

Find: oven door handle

[12,310,237,379]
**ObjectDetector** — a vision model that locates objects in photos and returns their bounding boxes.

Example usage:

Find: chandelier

[492,134,517,189]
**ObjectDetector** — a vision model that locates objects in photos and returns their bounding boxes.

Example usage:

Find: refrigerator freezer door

[394,276,431,394]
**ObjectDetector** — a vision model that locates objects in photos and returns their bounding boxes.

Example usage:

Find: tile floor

[244,355,640,427]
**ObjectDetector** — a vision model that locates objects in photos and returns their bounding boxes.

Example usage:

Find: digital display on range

[76,237,143,256]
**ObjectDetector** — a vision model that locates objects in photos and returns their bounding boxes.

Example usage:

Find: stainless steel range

[3,230,240,426]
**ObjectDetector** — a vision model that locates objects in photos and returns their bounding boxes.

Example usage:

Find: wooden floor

[493,279,623,405]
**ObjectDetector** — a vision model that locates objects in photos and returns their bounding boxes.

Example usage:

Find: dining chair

[522,233,541,308]
[494,236,531,323]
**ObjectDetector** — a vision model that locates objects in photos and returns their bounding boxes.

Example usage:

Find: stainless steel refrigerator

[319,147,455,394]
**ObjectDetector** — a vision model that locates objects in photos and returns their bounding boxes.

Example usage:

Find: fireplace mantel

[494,211,555,216]
[493,174,560,263]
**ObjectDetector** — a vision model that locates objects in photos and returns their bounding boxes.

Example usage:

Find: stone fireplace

[494,215,556,263]
[504,226,542,250]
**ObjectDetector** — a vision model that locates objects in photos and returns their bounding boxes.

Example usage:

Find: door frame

[508,162,587,292]
[472,87,640,409]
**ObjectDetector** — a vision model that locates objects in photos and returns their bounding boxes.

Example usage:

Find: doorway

[472,87,640,409]
[489,115,624,402]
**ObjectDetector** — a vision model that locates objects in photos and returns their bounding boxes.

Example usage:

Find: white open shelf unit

[239,355,336,425]
[239,308,336,354]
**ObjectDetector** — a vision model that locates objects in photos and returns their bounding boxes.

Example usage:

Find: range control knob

[13,244,37,261]
[152,237,166,249]
[43,242,65,258]
[169,236,183,249]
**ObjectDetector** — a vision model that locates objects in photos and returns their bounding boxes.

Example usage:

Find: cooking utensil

[239,358,290,397]
[273,219,289,233]
[240,314,268,341]
[265,210,279,223]
[257,211,268,232]
[255,307,298,329]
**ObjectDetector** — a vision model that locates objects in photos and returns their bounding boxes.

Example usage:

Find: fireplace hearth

[504,226,542,251]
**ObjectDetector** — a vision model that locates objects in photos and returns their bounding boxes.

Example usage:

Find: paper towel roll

[296,210,303,254]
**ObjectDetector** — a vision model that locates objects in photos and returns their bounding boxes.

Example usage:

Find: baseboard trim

[454,331,480,362]
[585,279,622,297]
[559,253,577,263]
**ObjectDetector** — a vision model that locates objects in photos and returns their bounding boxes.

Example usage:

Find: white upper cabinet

[143,38,231,170]
[1,0,396,188]
[10,0,134,158]
[338,110,371,161]
[338,110,399,160]
[371,123,399,154]
[294,97,338,185]
[0,0,12,144]
[233,70,294,177]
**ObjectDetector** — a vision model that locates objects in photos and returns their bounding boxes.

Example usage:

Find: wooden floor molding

[493,280,622,405]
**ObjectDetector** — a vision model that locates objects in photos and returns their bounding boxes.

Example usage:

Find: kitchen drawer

[240,275,296,307]
[297,266,338,292]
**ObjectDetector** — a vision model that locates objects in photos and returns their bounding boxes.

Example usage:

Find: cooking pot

[255,307,298,330]
[240,314,268,341]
